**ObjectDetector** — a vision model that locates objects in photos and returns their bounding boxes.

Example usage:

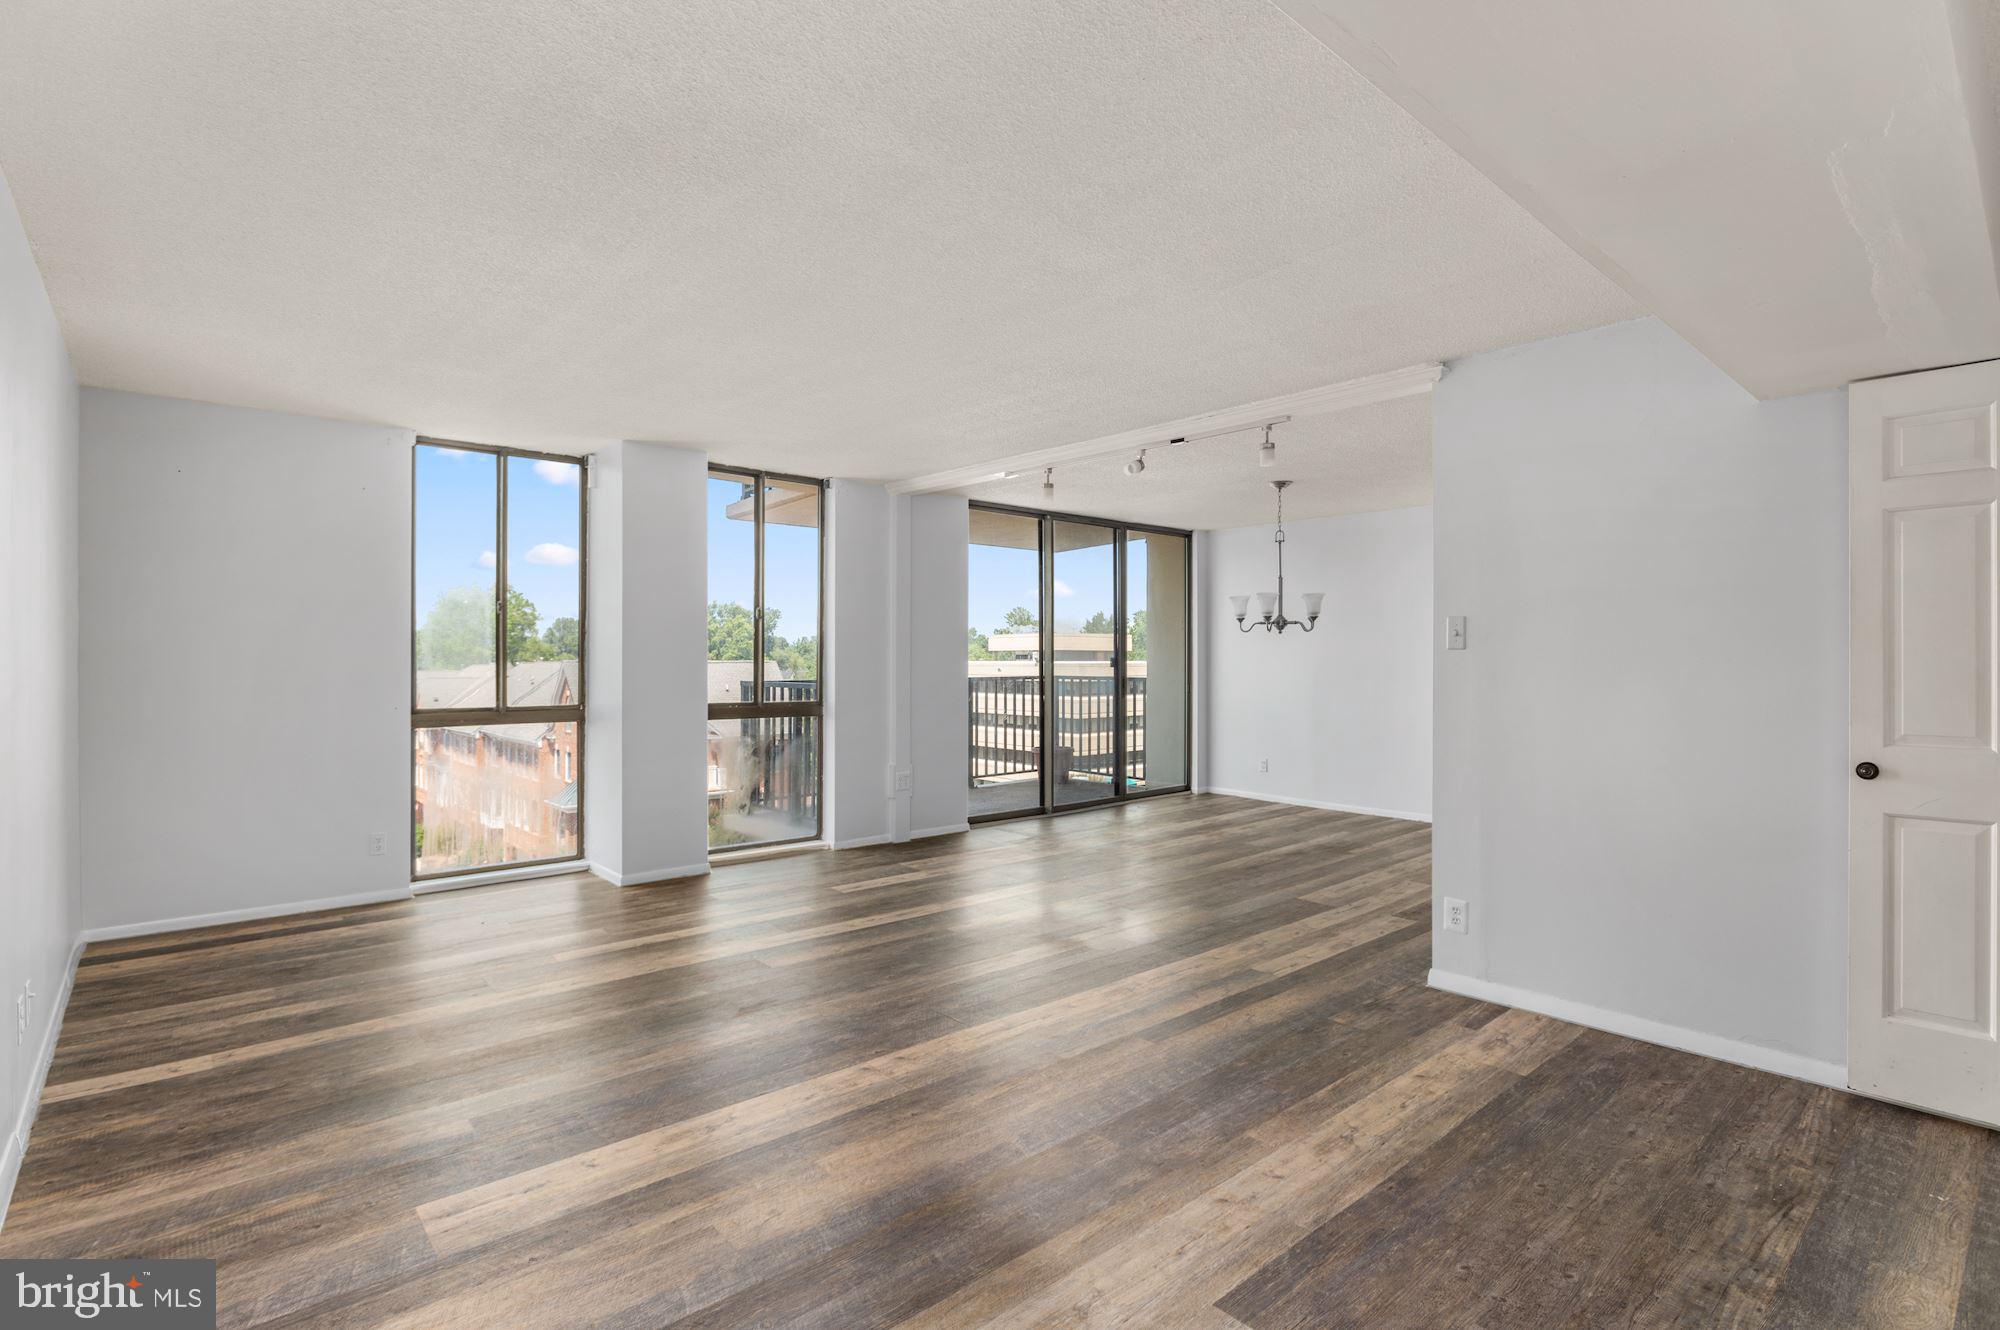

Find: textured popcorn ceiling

[0,0,1635,503]
[958,392,1431,529]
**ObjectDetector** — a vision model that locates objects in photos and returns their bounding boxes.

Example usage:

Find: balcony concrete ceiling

[0,0,1634,509]
[1273,0,2000,399]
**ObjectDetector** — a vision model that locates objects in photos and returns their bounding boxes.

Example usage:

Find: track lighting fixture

[1259,423,1278,468]
[1125,449,1147,476]
[1041,467,1056,502]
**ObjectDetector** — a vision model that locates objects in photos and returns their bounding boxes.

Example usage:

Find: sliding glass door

[968,504,1191,821]
[1125,529,1190,791]
[706,468,824,850]
[968,509,1045,817]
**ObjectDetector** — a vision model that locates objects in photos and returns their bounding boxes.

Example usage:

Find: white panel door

[1851,360,2000,1127]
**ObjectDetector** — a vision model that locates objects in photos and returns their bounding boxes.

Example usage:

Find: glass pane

[414,721,580,873]
[708,715,819,848]
[707,472,758,705]
[1052,520,1118,807]
[968,509,1043,817]
[505,455,583,709]
[413,444,498,709]
[1126,531,1189,791]
[762,479,820,703]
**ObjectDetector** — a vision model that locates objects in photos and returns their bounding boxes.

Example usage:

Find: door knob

[1855,761,1880,780]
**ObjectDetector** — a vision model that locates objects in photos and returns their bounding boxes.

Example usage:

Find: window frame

[707,465,827,851]
[966,500,1193,824]
[411,437,589,880]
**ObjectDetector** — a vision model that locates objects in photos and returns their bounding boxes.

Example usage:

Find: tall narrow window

[707,468,824,850]
[412,441,585,878]
[967,505,1190,821]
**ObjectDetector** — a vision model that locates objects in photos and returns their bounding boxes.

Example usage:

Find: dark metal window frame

[967,500,1194,824]
[707,465,828,852]
[411,437,589,880]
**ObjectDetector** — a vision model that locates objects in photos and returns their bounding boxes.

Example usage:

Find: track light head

[1259,423,1277,468]
[1125,449,1147,476]
[1041,466,1056,502]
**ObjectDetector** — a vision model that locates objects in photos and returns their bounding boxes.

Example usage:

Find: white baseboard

[76,887,415,944]
[831,833,894,850]
[2,937,84,1230]
[910,822,971,840]
[1427,968,1848,1090]
[589,862,710,887]
[1203,787,1432,824]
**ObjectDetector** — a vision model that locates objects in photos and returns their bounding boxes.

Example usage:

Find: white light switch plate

[1446,616,1467,651]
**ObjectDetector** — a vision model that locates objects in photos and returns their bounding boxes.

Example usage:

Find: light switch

[1446,616,1467,651]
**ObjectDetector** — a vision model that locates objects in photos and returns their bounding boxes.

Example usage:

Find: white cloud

[477,549,496,569]
[533,459,580,486]
[1053,578,1075,597]
[525,542,580,566]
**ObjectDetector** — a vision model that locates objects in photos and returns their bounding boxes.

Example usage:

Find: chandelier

[1230,480,1322,633]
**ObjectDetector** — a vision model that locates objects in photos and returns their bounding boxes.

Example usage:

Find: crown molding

[886,362,1443,496]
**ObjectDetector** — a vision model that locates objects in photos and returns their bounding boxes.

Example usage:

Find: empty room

[2,2,1998,1326]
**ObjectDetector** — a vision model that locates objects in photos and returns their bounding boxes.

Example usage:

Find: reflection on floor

[6,796,1995,1327]
[970,775,1137,818]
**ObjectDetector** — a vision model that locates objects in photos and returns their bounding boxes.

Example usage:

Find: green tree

[416,586,493,670]
[709,601,756,661]
[967,628,994,661]
[1128,610,1147,661]
[542,616,581,659]
[506,587,552,663]
[1001,606,1037,632]
[1079,610,1116,635]
[771,635,817,682]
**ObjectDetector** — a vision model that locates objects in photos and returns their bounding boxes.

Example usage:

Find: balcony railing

[969,674,1146,787]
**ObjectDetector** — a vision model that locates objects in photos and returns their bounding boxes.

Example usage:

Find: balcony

[969,672,1148,818]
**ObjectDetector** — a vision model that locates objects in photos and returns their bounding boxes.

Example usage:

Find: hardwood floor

[3,794,1993,1327]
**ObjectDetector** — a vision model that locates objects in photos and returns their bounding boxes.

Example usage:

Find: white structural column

[827,480,895,848]
[585,439,711,885]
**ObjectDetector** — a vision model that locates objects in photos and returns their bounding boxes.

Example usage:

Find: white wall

[0,168,80,1221]
[79,390,413,931]
[1432,317,1848,1083]
[585,439,710,883]
[1202,505,1433,819]
[827,480,893,848]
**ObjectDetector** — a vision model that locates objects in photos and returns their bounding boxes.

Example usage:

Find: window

[707,467,824,850]
[412,440,586,877]
[967,504,1190,820]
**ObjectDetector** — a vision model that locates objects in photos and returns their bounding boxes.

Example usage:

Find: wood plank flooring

[2,794,1993,1327]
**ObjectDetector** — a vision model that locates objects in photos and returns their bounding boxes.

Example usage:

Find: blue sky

[414,446,582,644]
[969,528,1141,637]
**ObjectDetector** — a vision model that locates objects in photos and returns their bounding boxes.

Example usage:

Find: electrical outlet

[895,769,914,792]
[1443,897,1469,934]
[368,832,387,856]
[1259,758,1270,773]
